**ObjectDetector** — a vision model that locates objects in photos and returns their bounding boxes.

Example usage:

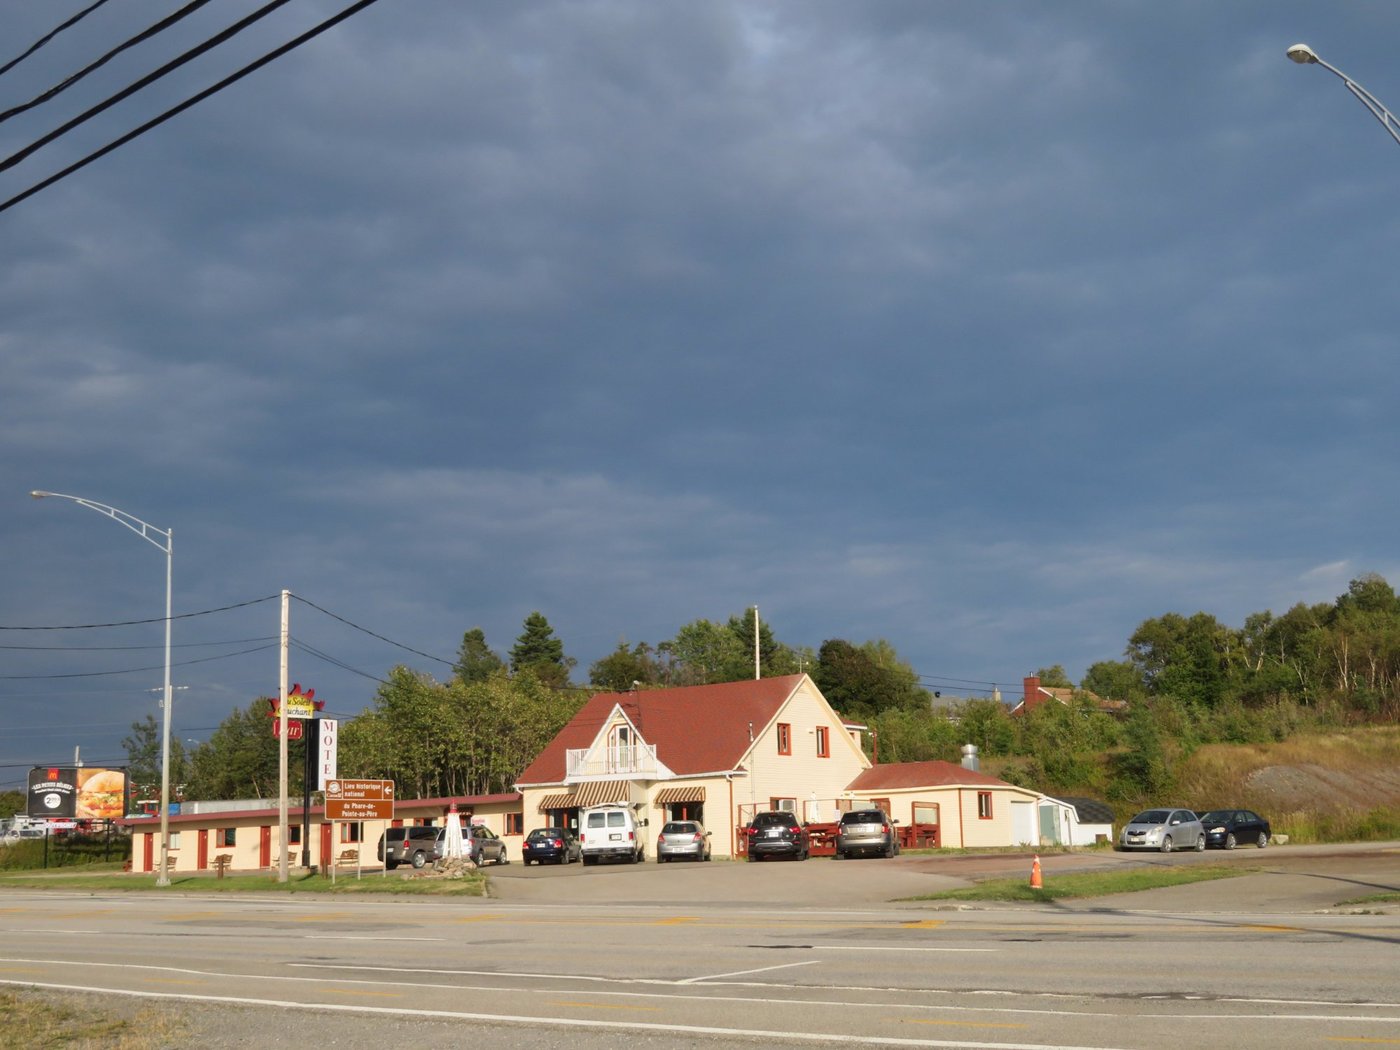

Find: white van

[579,804,644,865]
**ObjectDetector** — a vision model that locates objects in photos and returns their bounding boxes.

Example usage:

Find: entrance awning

[654,786,706,805]
[536,793,575,812]
[572,780,630,808]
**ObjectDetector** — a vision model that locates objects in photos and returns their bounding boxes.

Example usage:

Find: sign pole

[277,589,289,883]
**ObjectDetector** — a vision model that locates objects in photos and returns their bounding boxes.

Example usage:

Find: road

[1,842,1397,1049]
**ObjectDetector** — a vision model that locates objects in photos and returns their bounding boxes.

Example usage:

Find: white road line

[0,977,1134,1050]
[303,935,445,942]
[812,946,997,953]
[679,960,820,983]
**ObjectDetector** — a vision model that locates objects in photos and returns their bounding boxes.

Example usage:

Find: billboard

[27,767,128,821]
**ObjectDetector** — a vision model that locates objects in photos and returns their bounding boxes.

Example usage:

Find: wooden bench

[211,854,233,878]
[335,849,360,868]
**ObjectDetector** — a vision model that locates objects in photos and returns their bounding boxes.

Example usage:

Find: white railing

[565,744,659,780]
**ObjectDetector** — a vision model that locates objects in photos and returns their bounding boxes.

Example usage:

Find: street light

[30,490,175,887]
[1286,43,1400,148]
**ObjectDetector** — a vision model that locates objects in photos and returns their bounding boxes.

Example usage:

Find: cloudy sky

[4,2,1398,787]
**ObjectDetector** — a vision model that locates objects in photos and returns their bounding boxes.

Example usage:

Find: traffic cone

[1030,854,1043,889]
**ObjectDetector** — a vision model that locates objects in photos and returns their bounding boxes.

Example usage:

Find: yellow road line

[1326,1039,1400,1045]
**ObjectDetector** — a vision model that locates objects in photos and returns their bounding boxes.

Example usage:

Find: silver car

[656,820,711,862]
[1117,808,1205,853]
[834,809,899,859]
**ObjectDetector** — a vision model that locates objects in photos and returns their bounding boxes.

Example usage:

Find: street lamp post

[30,490,175,887]
[1287,43,1400,148]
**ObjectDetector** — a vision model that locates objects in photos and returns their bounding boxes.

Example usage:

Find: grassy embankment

[0,861,488,895]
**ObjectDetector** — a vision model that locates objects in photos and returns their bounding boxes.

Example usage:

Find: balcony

[566,744,660,781]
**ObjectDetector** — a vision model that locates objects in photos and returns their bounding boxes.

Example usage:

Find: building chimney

[1023,676,1042,713]
[960,743,979,771]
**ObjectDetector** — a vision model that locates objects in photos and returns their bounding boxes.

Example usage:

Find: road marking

[680,961,820,984]
[0,977,1138,1050]
[902,920,945,929]
[1326,1040,1400,1045]
[906,1020,1028,1030]
[1240,924,1301,933]
[324,988,402,998]
[548,1001,661,1011]
[304,935,445,942]
[656,916,701,925]
[813,946,996,953]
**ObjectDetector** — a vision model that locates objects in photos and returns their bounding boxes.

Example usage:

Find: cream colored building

[123,792,521,874]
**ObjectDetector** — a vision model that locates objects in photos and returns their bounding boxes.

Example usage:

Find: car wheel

[1195,835,1205,852]
[411,850,427,869]
[499,849,508,865]
[883,840,895,859]
[1257,832,1269,849]
[832,849,842,860]
[1160,837,1173,853]
[1225,833,1236,850]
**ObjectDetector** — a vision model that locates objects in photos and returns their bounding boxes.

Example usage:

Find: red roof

[516,675,808,785]
[846,760,1012,791]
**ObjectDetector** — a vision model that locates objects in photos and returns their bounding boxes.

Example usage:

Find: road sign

[324,778,394,820]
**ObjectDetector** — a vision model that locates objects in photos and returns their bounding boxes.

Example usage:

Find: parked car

[656,820,711,862]
[1197,809,1271,850]
[579,804,645,864]
[466,825,509,865]
[834,809,899,860]
[1116,808,1205,853]
[521,826,581,865]
[744,811,809,861]
[378,825,441,870]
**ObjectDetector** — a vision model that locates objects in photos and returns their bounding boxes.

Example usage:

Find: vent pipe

[960,743,980,771]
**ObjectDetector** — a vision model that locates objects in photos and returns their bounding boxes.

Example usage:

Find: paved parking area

[485,840,1400,913]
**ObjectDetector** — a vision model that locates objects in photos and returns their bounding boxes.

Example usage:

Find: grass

[904,865,1245,902]
[0,868,488,895]
[0,989,187,1049]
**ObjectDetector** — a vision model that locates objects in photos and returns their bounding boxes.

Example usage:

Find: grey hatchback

[1117,808,1205,853]
[834,809,899,859]
[656,820,711,862]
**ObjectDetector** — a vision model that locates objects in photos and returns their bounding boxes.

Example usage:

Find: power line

[0,642,276,681]
[291,593,455,668]
[0,636,275,652]
[0,0,112,79]
[0,1,216,125]
[0,594,279,630]
[0,0,297,174]
[0,0,386,215]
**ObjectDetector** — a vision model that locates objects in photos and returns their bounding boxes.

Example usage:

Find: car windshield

[753,813,794,827]
[1131,810,1171,824]
[528,829,562,840]
[1197,811,1232,823]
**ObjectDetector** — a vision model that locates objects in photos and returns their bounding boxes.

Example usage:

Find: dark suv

[744,811,809,861]
[378,826,440,870]
[834,809,898,859]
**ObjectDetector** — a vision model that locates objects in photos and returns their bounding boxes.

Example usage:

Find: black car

[1197,809,1271,850]
[744,811,809,861]
[521,826,581,865]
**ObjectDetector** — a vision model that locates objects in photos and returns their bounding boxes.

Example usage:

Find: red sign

[272,719,304,741]
[325,778,394,820]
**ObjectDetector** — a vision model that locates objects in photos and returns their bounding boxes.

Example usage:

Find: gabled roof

[1047,795,1115,823]
[516,675,811,786]
[845,760,1014,792]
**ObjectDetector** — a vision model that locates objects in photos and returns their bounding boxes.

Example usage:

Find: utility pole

[753,605,760,680]
[278,589,289,883]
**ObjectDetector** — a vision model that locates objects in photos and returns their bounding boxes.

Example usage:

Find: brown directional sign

[324,778,394,820]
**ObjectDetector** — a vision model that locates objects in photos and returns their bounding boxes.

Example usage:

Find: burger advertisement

[27,766,128,821]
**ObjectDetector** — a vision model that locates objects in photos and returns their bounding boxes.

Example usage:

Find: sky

[4,2,1399,789]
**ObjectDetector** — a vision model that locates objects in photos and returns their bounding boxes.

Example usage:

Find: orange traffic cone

[1030,854,1043,889]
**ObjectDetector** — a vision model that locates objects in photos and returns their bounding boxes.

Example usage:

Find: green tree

[454,627,505,684]
[665,618,747,685]
[956,698,1016,756]
[0,790,22,819]
[1080,660,1146,702]
[122,713,189,801]
[1127,611,1235,707]
[813,638,927,720]
[589,641,662,691]
[1033,665,1073,688]
[184,698,297,801]
[510,612,574,689]
[1108,697,1171,801]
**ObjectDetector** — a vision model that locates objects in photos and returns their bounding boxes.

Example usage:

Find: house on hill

[514,674,872,858]
[1011,675,1127,717]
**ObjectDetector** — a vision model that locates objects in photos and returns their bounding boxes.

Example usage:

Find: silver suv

[834,809,898,859]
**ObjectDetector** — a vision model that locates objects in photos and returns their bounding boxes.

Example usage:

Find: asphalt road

[2,841,1397,1049]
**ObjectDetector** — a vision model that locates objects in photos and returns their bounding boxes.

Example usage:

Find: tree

[1080,660,1145,703]
[1127,612,1235,707]
[454,627,505,684]
[184,698,295,801]
[588,641,662,692]
[1033,665,1073,688]
[121,713,189,800]
[665,618,747,685]
[812,638,927,720]
[509,612,574,689]
[1109,697,1172,800]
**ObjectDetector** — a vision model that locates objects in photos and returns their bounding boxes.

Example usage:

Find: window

[776,723,792,755]
[168,831,181,850]
[340,822,363,843]
[288,825,301,845]
[505,812,523,835]
[216,828,236,847]
[977,792,994,820]
[815,726,830,758]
